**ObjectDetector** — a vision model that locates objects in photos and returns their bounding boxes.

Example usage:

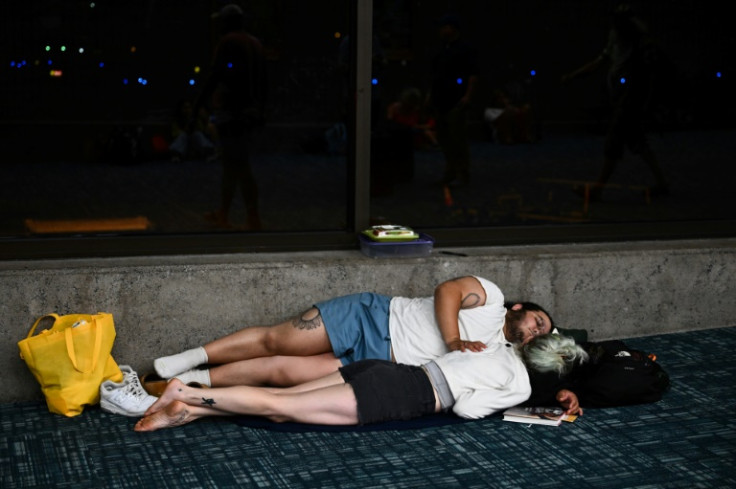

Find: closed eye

[535,315,547,334]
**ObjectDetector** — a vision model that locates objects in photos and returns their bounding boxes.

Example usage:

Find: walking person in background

[428,14,479,187]
[194,4,267,230]
[561,3,669,201]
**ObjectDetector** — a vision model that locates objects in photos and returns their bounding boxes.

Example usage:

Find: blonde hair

[518,334,588,375]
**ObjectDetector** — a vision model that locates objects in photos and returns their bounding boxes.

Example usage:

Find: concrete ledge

[2,238,735,403]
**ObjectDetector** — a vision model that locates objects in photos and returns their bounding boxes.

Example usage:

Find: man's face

[505,307,553,345]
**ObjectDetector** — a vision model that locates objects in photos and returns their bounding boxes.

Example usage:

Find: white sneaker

[100,366,158,417]
[119,365,150,397]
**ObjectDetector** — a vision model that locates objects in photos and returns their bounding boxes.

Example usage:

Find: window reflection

[1,1,349,236]
[0,1,733,244]
[367,1,735,228]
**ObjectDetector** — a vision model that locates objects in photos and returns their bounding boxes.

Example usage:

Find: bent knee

[260,328,285,355]
[265,360,300,386]
[262,309,324,349]
[265,359,314,386]
[258,310,330,360]
[264,355,340,387]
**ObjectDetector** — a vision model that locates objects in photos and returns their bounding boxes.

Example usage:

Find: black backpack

[577,340,671,408]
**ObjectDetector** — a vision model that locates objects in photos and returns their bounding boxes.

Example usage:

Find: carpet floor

[2,326,735,489]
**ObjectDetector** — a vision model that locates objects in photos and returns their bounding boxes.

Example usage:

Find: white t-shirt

[389,276,507,365]
[435,343,531,419]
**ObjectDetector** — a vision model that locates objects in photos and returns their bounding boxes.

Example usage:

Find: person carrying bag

[18,312,123,417]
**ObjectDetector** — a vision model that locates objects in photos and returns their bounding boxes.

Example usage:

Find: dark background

[1,0,734,237]
[3,1,731,135]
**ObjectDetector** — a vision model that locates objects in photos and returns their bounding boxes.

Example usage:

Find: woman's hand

[556,389,583,416]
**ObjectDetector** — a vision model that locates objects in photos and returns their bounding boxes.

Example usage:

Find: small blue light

[227,62,233,68]
[456,77,463,85]
[371,78,378,85]
[530,69,536,76]
[10,61,15,67]
[716,71,722,78]
[98,62,105,68]
[123,78,129,85]
[619,77,626,84]
[189,79,196,86]
[47,59,53,65]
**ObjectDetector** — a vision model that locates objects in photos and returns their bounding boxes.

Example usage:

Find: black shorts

[339,360,436,425]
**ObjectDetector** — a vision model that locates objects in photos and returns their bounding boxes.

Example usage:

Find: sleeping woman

[135,334,587,431]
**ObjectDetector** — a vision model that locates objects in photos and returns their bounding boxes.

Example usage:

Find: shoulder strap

[26,313,60,338]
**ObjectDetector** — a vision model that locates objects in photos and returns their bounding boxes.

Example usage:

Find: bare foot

[145,378,186,416]
[134,400,196,432]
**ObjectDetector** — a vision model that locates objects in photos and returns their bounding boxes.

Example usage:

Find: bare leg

[209,353,343,387]
[135,376,358,432]
[155,308,335,379]
[270,370,348,395]
[134,400,225,432]
[204,308,333,363]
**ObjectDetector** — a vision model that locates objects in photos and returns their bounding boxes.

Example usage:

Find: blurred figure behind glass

[194,3,267,230]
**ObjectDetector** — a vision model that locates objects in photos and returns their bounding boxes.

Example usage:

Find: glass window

[367,1,735,230]
[1,1,734,259]
[1,1,350,238]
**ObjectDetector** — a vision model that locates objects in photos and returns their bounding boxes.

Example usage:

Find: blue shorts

[315,293,392,365]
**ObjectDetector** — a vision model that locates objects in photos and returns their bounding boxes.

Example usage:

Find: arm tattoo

[201,397,216,406]
[291,309,324,330]
[461,293,481,309]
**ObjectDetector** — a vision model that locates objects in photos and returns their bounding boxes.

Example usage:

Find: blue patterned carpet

[2,327,735,489]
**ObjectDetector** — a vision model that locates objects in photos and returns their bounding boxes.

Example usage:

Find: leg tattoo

[201,397,216,406]
[291,309,323,330]
[172,407,190,426]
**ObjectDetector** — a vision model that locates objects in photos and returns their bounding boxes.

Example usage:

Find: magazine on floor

[502,406,578,426]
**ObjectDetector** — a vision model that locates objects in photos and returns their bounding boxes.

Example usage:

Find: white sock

[154,347,208,379]
[174,369,211,387]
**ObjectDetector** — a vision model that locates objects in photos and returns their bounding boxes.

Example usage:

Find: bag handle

[26,313,61,338]
[64,316,103,374]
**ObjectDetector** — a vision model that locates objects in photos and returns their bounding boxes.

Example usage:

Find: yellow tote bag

[18,313,124,417]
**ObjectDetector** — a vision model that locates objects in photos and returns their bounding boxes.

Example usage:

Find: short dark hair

[504,301,556,331]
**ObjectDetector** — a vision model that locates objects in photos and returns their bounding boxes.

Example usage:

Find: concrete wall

[2,238,735,403]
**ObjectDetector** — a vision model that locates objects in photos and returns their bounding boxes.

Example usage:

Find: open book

[502,406,578,426]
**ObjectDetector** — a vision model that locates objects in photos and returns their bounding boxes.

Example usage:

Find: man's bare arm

[434,276,488,352]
